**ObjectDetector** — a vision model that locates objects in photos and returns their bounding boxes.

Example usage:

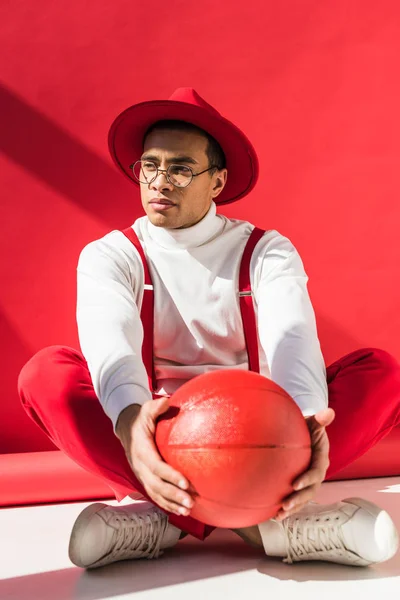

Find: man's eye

[170,165,190,174]
[143,162,157,170]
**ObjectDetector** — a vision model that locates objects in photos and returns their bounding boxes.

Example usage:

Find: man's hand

[115,398,194,517]
[275,407,335,521]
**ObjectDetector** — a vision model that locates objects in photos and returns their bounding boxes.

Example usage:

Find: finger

[134,425,190,491]
[281,484,320,512]
[141,463,193,507]
[311,408,335,429]
[152,478,194,510]
[152,495,192,517]
[276,485,319,521]
[139,402,191,492]
[144,396,171,421]
[292,434,330,490]
[276,505,303,522]
[292,465,328,491]
[152,458,189,489]
[148,466,193,504]
[143,470,193,516]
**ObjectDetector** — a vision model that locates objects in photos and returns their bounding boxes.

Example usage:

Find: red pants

[18,345,400,540]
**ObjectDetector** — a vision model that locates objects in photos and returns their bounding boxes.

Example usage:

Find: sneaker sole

[68,502,108,568]
[344,496,399,563]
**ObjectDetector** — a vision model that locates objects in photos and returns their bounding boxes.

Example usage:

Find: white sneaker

[68,501,181,569]
[258,497,399,566]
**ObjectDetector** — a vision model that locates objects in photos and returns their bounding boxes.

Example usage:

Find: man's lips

[150,198,175,206]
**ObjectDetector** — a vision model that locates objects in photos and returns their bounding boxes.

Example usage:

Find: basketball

[155,369,312,528]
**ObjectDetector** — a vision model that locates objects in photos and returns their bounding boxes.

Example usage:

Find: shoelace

[109,509,169,561]
[282,515,348,564]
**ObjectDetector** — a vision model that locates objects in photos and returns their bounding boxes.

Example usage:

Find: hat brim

[108,100,259,205]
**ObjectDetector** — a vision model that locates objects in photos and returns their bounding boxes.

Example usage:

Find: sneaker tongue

[258,519,287,557]
[305,525,316,543]
[161,523,181,549]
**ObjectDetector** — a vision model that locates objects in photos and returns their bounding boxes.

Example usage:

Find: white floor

[1,477,400,600]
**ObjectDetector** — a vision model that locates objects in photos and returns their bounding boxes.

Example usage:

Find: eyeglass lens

[133,161,193,187]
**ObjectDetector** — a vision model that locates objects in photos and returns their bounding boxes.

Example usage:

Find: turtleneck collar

[145,201,224,249]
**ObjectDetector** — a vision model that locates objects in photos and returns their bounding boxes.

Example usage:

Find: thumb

[147,396,171,420]
[312,407,335,428]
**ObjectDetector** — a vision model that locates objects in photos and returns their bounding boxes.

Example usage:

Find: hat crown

[168,87,221,117]
[108,87,259,205]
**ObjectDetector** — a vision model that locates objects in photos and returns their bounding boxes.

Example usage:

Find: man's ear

[212,169,228,199]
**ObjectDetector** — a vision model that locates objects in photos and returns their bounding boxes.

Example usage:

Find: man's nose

[150,171,174,192]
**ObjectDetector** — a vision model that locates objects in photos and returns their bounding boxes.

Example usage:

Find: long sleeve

[76,236,152,430]
[253,232,329,416]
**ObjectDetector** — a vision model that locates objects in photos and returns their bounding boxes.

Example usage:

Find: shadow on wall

[0,309,57,453]
[0,82,138,228]
[0,82,143,453]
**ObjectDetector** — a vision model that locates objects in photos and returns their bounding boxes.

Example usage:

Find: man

[18,88,400,569]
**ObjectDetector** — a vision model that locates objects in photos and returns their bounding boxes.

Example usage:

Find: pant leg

[325,347,400,479]
[17,345,213,540]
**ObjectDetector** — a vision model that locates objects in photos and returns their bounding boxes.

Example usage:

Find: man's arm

[253,230,329,416]
[76,234,193,514]
[76,235,152,430]
[253,230,332,518]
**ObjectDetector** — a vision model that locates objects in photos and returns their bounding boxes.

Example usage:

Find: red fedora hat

[108,88,259,205]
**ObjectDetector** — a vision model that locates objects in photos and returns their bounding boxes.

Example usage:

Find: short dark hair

[143,119,226,175]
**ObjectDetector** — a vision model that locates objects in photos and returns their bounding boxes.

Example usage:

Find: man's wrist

[115,403,142,438]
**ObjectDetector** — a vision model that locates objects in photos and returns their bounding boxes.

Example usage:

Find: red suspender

[121,227,157,392]
[238,227,265,373]
[120,225,266,392]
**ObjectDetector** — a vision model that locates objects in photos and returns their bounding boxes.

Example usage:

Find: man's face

[139,128,227,229]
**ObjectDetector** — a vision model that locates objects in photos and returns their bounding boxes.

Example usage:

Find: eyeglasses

[130,160,218,188]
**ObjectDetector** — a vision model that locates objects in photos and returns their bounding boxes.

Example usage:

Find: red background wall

[1,1,399,453]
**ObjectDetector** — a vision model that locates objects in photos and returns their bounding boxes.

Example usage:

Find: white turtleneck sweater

[76,201,328,429]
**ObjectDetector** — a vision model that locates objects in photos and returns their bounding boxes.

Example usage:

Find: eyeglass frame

[129,159,220,188]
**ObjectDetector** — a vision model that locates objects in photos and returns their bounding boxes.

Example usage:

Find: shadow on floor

[0,529,398,600]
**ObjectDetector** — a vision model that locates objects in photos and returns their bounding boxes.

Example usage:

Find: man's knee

[18,345,83,407]
[365,348,400,375]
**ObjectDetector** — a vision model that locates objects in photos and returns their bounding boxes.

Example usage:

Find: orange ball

[155,369,311,528]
